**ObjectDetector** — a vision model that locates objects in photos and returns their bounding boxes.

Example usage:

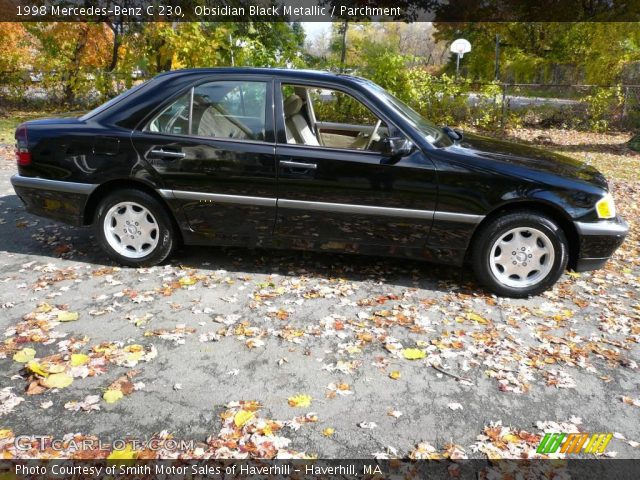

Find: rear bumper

[10,174,97,226]
[573,216,629,272]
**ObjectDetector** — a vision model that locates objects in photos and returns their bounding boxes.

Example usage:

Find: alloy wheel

[489,227,555,289]
[103,201,159,259]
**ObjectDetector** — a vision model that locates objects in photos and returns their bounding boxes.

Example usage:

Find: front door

[131,77,277,246]
[274,81,438,256]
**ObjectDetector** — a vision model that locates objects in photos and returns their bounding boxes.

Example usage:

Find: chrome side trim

[168,190,277,207]
[11,174,97,195]
[433,211,485,224]
[162,189,486,223]
[277,199,433,219]
[575,218,629,236]
[157,189,174,199]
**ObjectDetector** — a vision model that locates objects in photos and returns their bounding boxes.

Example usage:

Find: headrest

[283,94,304,117]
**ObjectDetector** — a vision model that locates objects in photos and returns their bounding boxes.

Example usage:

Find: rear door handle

[149,149,186,159]
[279,160,317,170]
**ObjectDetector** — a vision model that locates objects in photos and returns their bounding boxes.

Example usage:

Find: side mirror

[381,137,414,158]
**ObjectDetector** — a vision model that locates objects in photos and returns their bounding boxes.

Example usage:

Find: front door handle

[279,160,317,170]
[149,149,186,159]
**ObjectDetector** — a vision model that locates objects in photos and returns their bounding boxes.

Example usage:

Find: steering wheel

[365,120,382,150]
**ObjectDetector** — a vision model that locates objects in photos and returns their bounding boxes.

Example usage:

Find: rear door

[131,76,277,246]
[274,80,438,255]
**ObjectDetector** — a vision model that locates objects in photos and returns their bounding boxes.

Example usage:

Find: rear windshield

[80,79,156,121]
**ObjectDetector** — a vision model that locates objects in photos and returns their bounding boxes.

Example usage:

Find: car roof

[155,67,370,86]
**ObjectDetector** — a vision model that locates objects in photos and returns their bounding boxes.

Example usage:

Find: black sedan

[11,68,628,297]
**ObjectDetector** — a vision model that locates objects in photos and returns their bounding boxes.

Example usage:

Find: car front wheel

[471,211,569,297]
[94,189,175,267]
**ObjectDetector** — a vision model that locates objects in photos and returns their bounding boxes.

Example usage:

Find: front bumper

[574,216,629,272]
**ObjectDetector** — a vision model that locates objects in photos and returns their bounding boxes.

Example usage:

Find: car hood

[452,133,608,190]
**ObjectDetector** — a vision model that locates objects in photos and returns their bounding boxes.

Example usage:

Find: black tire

[94,189,175,267]
[471,211,569,298]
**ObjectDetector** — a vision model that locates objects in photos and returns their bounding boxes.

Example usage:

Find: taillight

[15,124,32,166]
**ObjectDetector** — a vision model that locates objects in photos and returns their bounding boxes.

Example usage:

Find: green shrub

[584,86,623,132]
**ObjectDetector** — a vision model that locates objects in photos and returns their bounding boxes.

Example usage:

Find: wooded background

[2,22,640,132]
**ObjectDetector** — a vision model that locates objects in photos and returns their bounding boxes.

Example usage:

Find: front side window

[281,84,391,152]
[145,80,268,141]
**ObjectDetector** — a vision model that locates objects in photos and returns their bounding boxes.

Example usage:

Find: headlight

[595,193,616,219]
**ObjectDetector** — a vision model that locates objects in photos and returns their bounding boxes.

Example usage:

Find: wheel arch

[467,200,580,269]
[83,179,183,244]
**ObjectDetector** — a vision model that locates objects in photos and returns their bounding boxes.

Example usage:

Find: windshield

[367,82,453,148]
[80,79,155,121]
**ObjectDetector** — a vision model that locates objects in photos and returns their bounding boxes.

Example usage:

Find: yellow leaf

[41,373,73,389]
[37,303,52,313]
[322,427,335,437]
[0,430,13,440]
[107,444,136,460]
[567,271,581,279]
[288,394,312,408]
[70,353,90,366]
[466,312,488,324]
[389,370,401,380]
[126,351,143,363]
[233,409,254,428]
[502,433,520,444]
[27,360,49,377]
[402,348,426,360]
[103,389,124,404]
[13,348,36,363]
[57,311,79,322]
[179,276,197,286]
[47,364,66,374]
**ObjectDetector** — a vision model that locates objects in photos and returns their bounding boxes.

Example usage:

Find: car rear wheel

[471,211,568,297]
[94,189,175,267]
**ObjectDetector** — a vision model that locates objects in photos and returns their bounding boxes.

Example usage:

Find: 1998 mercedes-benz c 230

[11,68,628,297]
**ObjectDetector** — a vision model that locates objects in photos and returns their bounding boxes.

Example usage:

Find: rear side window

[145,80,268,141]
[81,79,154,121]
[147,92,190,135]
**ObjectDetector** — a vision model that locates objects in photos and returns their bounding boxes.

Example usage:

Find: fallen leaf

[27,360,48,377]
[389,370,401,380]
[41,373,73,389]
[70,353,89,367]
[288,394,312,408]
[103,389,124,404]
[322,427,335,437]
[402,348,426,360]
[57,311,79,322]
[358,422,377,429]
[466,312,489,324]
[178,276,197,286]
[13,348,36,363]
[107,444,136,460]
[233,409,254,427]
